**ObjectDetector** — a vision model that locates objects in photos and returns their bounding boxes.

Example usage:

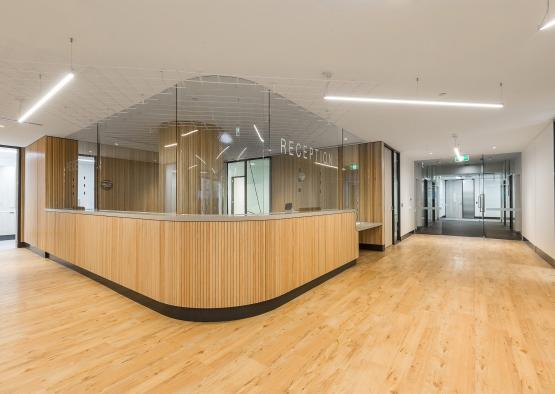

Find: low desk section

[38,209,359,321]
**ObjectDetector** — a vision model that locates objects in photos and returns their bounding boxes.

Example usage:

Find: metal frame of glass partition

[226,156,272,215]
[384,144,401,245]
[416,153,521,240]
[0,144,21,246]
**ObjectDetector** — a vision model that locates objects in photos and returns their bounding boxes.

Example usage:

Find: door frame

[384,143,401,245]
[0,144,22,247]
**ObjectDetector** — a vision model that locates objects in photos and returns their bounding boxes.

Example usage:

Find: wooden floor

[0,235,554,393]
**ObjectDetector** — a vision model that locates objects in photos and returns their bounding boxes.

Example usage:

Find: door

[384,148,393,247]
[481,155,521,240]
[445,179,463,218]
[462,179,475,219]
[0,146,18,249]
[231,176,245,215]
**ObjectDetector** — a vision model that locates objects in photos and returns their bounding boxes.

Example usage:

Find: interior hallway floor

[416,218,523,240]
[0,235,553,393]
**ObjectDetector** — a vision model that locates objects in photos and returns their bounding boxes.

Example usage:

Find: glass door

[231,176,245,215]
[480,155,522,240]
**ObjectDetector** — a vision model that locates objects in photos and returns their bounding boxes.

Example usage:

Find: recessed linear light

[253,124,264,143]
[195,154,206,164]
[453,147,463,161]
[181,129,198,137]
[237,147,247,160]
[18,72,74,123]
[164,142,177,148]
[215,146,230,160]
[428,152,433,155]
[315,162,338,170]
[324,95,504,109]
[540,18,555,31]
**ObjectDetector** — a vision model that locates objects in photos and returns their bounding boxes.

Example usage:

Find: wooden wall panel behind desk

[23,137,47,247]
[41,210,357,309]
[271,149,339,212]
[358,142,385,245]
[98,156,161,212]
[45,137,78,209]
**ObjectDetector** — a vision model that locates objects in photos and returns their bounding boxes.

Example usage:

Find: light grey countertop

[356,222,382,231]
[45,208,356,222]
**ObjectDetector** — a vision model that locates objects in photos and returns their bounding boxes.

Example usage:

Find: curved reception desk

[39,209,359,321]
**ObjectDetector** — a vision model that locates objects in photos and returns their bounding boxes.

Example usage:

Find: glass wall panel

[96,86,177,213]
[246,158,270,215]
[65,75,365,216]
[177,77,269,214]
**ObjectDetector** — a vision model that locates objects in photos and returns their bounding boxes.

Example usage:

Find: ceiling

[1,0,554,160]
[69,75,364,161]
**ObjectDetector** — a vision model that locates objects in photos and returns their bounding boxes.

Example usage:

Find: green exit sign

[349,163,359,170]
[455,154,470,162]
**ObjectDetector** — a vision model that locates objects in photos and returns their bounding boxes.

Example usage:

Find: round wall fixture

[101,179,113,191]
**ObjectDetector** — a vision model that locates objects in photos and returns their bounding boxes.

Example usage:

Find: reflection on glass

[64,75,365,216]
[246,158,270,214]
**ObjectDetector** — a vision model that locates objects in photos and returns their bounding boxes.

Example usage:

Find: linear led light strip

[315,161,338,170]
[181,129,198,137]
[18,73,75,123]
[237,147,247,160]
[215,146,230,160]
[253,124,264,142]
[324,95,504,109]
[164,142,177,148]
[453,147,463,161]
[195,154,206,165]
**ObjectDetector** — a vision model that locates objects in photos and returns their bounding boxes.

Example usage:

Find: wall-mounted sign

[455,154,470,162]
[280,138,334,167]
[101,179,113,191]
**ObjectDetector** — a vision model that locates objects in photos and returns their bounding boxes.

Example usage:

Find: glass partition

[65,75,366,216]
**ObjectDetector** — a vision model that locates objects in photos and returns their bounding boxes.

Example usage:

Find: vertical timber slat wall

[358,141,385,246]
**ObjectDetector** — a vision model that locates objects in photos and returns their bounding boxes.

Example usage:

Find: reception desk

[36,209,358,321]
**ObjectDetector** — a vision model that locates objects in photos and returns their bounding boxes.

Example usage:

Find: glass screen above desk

[61,75,365,216]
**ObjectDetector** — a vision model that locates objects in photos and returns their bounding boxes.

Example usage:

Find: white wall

[400,153,416,236]
[522,123,555,259]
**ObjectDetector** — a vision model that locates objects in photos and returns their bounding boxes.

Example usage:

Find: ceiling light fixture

[195,154,206,164]
[315,162,338,170]
[253,124,264,142]
[181,129,198,137]
[492,146,497,150]
[540,18,555,30]
[0,124,4,128]
[539,1,555,30]
[164,142,177,148]
[237,147,247,160]
[215,146,230,160]
[453,147,463,161]
[18,72,75,123]
[324,95,503,109]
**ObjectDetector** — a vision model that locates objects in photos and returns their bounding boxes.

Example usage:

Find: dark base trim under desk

[359,243,385,251]
[24,244,356,322]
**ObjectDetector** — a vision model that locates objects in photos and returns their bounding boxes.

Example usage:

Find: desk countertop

[45,208,355,222]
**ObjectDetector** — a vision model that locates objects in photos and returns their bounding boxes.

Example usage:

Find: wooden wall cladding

[41,210,358,308]
[45,137,78,209]
[358,142,385,245]
[159,122,225,215]
[271,148,339,212]
[98,156,161,212]
[23,137,47,248]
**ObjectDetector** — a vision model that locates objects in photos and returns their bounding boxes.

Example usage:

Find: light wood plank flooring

[0,235,554,393]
